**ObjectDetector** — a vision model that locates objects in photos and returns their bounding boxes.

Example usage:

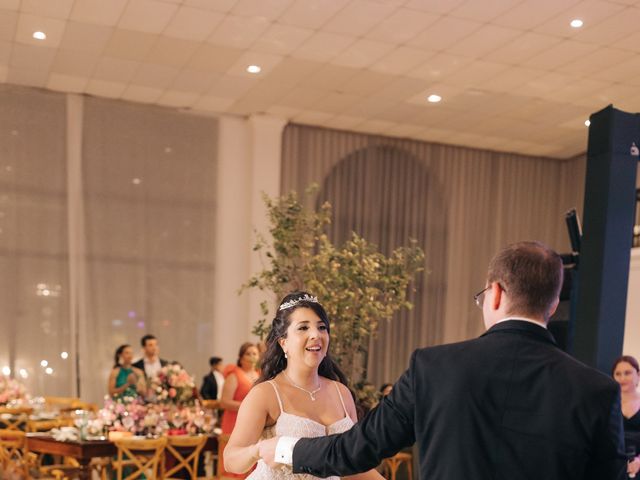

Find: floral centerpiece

[97,395,215,437]
[0,375,28,405]
[98,395,168,437]
[149,364,197,406]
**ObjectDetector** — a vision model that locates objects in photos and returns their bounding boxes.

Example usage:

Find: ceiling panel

[408,16,483,51]
[364,8,439,44]
[69,0,129,27]
[162,7,224,42]
[1,0,638,158]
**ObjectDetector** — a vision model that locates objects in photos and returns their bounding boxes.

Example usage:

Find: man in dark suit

[132,334,168,379]
[201,356,224,400]
[258,241,627,480]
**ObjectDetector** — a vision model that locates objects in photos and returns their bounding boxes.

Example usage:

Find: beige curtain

[0,84,72,396]
[282,124,586,386]
[81,97,218,402]
[0,84,219,403]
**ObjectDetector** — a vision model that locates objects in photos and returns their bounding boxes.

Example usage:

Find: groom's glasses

[473,283,506,308]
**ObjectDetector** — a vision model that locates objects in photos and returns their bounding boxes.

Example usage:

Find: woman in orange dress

[220,342,260,478]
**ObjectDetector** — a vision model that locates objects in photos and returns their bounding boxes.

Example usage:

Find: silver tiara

[279,294,319,311]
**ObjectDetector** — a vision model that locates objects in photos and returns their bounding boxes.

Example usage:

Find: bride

[224,291,384,480]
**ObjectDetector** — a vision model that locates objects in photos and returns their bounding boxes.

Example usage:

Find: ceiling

[1,0,639,159]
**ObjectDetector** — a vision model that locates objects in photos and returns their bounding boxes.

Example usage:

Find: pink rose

[168,388,177,398]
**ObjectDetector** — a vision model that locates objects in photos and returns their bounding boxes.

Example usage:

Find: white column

[212,114,286,362]
[65,94,87,398]
[247,115,286,337]
[212,116,253,363]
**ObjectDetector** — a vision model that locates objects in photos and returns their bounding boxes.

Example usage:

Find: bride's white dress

[247,380,355,480]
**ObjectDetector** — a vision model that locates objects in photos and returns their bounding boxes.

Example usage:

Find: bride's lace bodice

[247,380,355,480]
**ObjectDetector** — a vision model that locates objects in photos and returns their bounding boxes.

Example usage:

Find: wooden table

[26,433,218,480]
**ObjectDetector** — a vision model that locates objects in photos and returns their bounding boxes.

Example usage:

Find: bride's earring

[284,352,288,359]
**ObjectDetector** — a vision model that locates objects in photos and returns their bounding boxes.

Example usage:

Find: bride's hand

[258,437,280,468]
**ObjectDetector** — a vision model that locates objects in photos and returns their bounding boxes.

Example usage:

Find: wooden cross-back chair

[0,429,29,478]
[0,407,33,431]
[114,437,167,480]
[27,418,69,432]
[163,434,207,479]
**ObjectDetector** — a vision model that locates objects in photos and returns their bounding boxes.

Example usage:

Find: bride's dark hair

[257,291,349,387]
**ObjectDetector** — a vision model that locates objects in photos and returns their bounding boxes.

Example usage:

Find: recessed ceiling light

[33,31,46,40]
[584,119,591,127]
[427,94,442,103]
[570,19,583,28]
[247,65,261,74]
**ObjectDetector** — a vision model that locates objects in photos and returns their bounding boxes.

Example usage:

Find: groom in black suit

[259,241,626,480]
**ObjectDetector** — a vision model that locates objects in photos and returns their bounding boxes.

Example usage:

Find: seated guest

[132,334,168,379]
[613,355,640,478]
[201,356,224,400]
[108,344,145,398]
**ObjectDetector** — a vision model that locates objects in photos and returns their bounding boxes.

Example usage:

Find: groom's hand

[258,437,281,468]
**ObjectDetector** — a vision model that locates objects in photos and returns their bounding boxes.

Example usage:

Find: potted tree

[243,187,424,411]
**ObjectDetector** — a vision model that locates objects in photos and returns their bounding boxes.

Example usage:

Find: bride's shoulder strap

[267,380,285,414]
[333,381,349,416]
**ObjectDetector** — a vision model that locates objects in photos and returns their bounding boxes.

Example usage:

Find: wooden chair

[113,437,167,480]
[43,397,79,410]
[201,399,220,410]
[0,429,29,478]
[59,401,99,416]
[163,435,207,479]
[217,433,231,479]
[27,418,66,433]
[0,407,33,431]
[382,451,413,480]
[69,400,99,413]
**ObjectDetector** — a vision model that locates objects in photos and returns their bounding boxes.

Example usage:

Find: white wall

[624,248,640,357]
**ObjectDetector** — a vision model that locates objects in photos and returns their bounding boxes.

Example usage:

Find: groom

[259,241,626,480]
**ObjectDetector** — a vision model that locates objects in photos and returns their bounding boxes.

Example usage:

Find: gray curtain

[282,124,586,387]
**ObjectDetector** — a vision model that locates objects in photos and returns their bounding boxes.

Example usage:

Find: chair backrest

[69,401,98,413]
[114,437,167,480]
[27,418,65,433]
[217,433,231,478]
[201,399,220,410]
[0,429,27,470]
[0,407,33,431]
[164,435,207,479]
[43,397,79,409]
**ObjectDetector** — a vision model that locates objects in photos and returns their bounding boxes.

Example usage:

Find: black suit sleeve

[201,374,217,400]
[292,351,418,477]
[584,385,627,480]
[132,360,144,374]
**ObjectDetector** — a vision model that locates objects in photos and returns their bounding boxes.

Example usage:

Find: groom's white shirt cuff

[275,437,299,465]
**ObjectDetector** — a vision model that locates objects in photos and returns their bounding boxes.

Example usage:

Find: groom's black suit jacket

[293,320,626,480]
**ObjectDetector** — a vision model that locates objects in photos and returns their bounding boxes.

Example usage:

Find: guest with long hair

[223,291,383,480]
[219,341,260,478]
[107,344,146,398]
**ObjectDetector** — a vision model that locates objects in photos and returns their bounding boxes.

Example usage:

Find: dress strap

[268,380,285,414]
[333,381,349,417]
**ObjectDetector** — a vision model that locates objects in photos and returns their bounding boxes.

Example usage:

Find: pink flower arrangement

[98,395,213,437]
[148,364,197,405]
[0,375,28,405]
